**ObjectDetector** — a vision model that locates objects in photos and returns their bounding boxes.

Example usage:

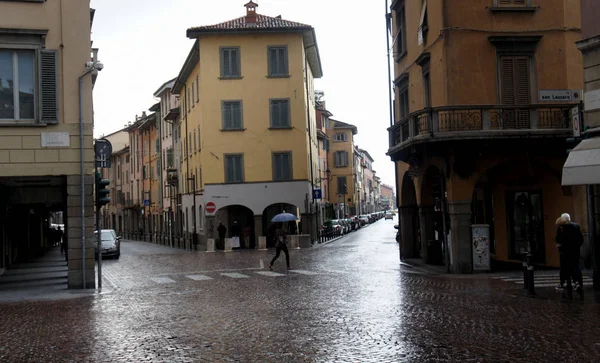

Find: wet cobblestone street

[1,219,599,362]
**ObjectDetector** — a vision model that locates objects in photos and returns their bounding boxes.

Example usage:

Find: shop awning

[562,137,600,185]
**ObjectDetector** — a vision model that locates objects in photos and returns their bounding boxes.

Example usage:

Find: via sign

[539,90,572,102]
[312,189,322,200]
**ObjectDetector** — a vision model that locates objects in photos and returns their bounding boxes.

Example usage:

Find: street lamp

[317,168,332,182]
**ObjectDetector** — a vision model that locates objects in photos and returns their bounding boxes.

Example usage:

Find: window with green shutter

[270,99,290,128]
[268,46,288,77]
[220,47,241,78]
[222,101,243,130]
[0,48,57,123]
[334,151,349,167]
[272,152,292,181]
[40,50,58,124]
[225,154,244,183]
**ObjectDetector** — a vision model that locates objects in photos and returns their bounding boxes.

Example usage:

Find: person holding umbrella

[269,223,290,270]
[268,212,297,270]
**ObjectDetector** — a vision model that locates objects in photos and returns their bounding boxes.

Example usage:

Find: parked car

[330,220,344,235]
[341,219,350,234]
[385,211,394,220]
[352,216,361,229]
[94,229,121,259]
[359,215,369,226]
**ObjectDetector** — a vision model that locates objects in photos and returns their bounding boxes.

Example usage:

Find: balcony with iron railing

[387,104,575,161]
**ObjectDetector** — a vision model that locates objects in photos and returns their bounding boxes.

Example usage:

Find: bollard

[526,253,536,296]
[522,253,529,290]
[257,236,267,250]
[206,238,216,252]
[224,238,232,252]
[290,235,299,249]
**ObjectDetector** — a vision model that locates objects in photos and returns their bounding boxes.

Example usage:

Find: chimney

[244,1,258,25]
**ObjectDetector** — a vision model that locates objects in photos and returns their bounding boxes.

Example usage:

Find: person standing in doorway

[269,223,290,270]
[217,221,227,250]
[555,213,584,293]
[58,226,65,254]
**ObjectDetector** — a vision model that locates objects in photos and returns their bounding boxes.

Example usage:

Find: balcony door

[499,56,531,128]
[506,191,546,264]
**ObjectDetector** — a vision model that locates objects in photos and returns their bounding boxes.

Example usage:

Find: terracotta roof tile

[188,14,312,33]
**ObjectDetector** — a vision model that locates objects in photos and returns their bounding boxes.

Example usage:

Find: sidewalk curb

[314,235,344,247]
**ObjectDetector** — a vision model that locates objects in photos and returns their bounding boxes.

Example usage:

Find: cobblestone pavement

[1,218,600,362]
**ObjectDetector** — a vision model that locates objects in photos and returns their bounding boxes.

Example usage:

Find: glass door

[507,191,546,264]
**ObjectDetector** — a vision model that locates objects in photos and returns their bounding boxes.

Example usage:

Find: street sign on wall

[539,90,573,102]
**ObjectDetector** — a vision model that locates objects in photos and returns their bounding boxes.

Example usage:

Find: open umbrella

[271,213,299,223]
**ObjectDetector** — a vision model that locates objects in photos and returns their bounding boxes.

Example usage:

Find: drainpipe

[78,68,93,289]
[304,45,316,239]
[385,0,394,129]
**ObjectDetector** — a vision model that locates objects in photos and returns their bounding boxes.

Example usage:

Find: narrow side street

[0,219,598,362]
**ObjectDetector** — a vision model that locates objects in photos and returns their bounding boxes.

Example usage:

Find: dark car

[94,229,121,259]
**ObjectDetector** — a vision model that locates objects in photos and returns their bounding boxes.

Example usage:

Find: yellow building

[0,0,98,288]
[326,119,358,218]
[172,1,323,249]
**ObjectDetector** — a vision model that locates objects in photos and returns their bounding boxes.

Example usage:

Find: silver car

[94,229,121,259]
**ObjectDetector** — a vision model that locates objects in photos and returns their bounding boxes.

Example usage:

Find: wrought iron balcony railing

[388,104,575,153]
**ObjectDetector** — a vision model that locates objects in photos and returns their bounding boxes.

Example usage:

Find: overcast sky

[90,0,396,189]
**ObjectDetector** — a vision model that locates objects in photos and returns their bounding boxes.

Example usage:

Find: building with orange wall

[388,0,585,272]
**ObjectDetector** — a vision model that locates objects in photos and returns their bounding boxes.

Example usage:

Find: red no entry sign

[205,202,216,214]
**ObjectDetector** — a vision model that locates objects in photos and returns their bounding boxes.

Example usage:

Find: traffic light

[95,171,110,207]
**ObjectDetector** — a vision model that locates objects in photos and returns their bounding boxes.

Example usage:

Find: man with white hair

[555,212,584,292]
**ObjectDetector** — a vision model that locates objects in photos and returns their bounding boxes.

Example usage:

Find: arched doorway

[420,166,446,265]
[472,160,565,267]
[400,172,420,259]
[262,203,299,248]
[214,205,254,250]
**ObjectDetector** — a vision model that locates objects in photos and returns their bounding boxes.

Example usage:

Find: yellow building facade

[173,2,323,249]
[0,0,98,288]
[326,120,358,218]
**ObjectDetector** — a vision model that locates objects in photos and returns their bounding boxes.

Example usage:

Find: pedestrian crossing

[146,269,333,286]
[492,273,594,288]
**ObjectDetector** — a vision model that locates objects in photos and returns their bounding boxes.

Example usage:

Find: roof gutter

[173,39,199,94]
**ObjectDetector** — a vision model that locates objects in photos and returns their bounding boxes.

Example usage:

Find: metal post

[522,253,529,290]
[95,165,102,290]
[192,175,197,251]
[526,253,535,296]
[587,185,599,290]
